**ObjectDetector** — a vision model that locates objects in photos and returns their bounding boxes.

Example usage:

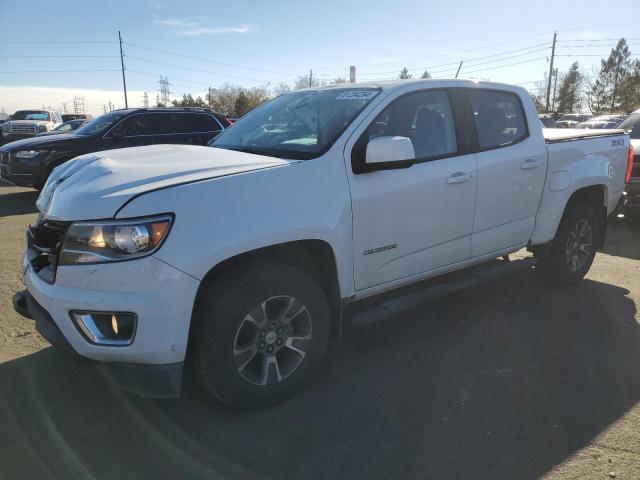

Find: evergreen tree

[555,63,583,113]
[399,67,412,79]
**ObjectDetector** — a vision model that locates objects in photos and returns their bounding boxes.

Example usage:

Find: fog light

[70,311,137,346]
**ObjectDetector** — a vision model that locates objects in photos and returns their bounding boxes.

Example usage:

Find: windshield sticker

[336,90,378,100]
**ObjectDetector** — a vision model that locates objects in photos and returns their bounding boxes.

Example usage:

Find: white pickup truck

[14,80,631,409]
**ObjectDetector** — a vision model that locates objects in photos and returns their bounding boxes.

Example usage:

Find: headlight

[59,215,173,265]
[15,150,48,159]
[38,125,48,132]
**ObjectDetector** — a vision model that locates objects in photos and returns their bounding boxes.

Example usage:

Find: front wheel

[536,203,600,285]
[192,262,330,409]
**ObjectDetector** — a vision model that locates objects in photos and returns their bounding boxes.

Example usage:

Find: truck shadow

[601,214,640,261]
[0,189,38,218]
[0,271,638,480]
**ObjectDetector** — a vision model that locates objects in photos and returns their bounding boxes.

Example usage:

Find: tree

[171,93,206,108]
[555,62,583,113]
[293,74,322,90]
[618,59,640,113]
[233,91,250,117]
[332,77,347,84]
[588,38,634,113]
[399,67,412,79]
[273,83,291,95]
[421,70,431,79]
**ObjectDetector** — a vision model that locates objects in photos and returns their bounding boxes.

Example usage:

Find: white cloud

[153,16,252,37]
[0,85,149,115]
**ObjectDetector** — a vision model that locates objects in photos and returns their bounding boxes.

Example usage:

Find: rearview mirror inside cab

[366,136,415,165]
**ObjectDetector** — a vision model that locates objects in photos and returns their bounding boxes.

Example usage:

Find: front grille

[27,219,69,283]
[11,124,37,134]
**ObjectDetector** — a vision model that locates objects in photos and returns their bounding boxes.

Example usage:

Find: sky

[0,0,639,114]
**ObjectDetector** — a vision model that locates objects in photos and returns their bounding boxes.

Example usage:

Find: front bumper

[14,290,184,397]
[18,252,201,396]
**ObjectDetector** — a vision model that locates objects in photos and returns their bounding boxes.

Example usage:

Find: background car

[0,107,231,189]
[555,113,591,128]
[61,113,93,122]
[35,119,88,136]
[1,109,63,140]
[575,114,627,129]
[538,113,557,128]
[618,109,640,212]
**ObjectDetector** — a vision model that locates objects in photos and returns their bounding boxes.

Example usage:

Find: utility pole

[208,86,213,107]
[349,66,356,83]
[455,61,463,79]
[309,69,313,88]
[142,92,149,108]
[545,31,557,113]
[551,68,558,112]
[118,31,128,108]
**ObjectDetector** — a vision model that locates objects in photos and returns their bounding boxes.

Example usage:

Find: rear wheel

[536,203,600,285]
[192,261,330,409]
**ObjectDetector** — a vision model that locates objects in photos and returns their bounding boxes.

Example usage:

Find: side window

[367,90,458,159]
[468,90,527,149]
[189,113,220,132]
[120,114,153,136]
[165,114,190,134]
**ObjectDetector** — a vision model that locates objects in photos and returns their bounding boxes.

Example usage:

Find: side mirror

[365,136,415,167]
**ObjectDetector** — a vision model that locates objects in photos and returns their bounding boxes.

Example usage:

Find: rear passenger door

[467,89,546,257]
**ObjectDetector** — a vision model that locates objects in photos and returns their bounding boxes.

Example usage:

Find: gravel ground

[1,181,639,479]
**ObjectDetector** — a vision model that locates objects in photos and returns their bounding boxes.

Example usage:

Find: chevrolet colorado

[13,80,631,409]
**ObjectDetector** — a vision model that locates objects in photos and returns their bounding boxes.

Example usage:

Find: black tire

[536,202,600,285]
[192,261,331,410]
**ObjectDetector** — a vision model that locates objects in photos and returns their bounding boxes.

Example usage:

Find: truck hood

[38,144,292,220]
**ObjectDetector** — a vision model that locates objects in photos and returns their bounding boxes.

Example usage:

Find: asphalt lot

[1,181,639,479]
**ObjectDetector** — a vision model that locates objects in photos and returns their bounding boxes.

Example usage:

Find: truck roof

[306,78,528,92]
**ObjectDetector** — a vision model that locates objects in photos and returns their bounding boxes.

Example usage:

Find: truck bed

[542,128,625,143]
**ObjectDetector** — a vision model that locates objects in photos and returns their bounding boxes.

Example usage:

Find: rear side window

[189,113,221,132]
[469,90,527,149]
[120,114,153,136]
[367,90,458,159]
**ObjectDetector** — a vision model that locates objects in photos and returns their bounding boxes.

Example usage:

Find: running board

[349,256,537,328]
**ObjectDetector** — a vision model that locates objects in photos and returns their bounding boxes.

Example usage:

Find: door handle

[521,158,541,169]
[446,171,473,184]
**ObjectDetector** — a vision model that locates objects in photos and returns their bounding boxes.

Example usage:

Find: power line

[123,41,293,77]
[355,43,550,77]
[0,40,116,44]
[0,55,119,58]
[0,69,121,73]
[125,55,268,83]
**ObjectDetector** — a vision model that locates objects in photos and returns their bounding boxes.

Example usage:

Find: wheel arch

[189,240,343,350]
[530,183,608,255]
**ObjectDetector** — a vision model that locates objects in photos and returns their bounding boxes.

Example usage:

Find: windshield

[12,110,50,121]
[618,112,640,139]
[75,111,127,136]
[211,88,380,159]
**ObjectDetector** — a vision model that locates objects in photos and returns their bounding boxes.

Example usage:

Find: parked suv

[0,107,230,189]
[2,110,63,141]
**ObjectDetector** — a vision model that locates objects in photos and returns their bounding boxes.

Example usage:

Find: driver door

[347,88,478,291]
